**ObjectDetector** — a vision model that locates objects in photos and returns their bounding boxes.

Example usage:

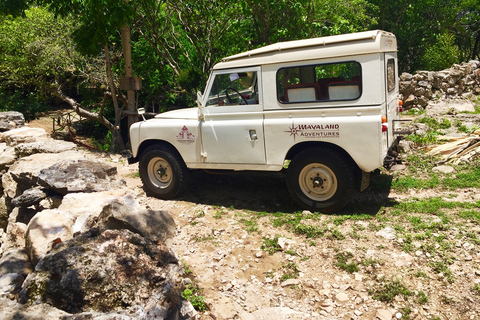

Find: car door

[200,67,266,164]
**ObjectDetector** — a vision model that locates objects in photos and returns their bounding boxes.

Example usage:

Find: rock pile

[399,60,480,110]
[0,112,195,320]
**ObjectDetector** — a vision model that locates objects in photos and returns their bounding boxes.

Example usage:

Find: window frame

[204,66,262,107]
[276,60,363,104]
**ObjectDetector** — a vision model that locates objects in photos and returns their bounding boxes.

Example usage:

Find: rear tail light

[398,100,403,112]
[382,116,388,132]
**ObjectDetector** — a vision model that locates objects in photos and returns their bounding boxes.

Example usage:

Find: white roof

[213,30,396,70]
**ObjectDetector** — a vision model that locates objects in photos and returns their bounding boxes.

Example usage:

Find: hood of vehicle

[154,107,198,120]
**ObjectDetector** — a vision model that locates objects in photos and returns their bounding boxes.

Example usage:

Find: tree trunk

[104,45,126,151]
[121,24,137,129]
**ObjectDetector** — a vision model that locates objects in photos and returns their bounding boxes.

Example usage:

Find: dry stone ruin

[399,60,480,110]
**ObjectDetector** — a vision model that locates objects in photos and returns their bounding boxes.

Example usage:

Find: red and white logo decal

[177,125,195,144]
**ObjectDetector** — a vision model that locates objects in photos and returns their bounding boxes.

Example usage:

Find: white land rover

[129,30,402,213]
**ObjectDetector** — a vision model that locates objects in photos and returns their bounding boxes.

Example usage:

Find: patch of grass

[406,132,439,146]
[369,279,413,303]
[327,229,345,240]
[458,209,480,221]
[182,261,193,276]
[335,252,359,273]
[429,260,454,283]
[417,291,428,304]
[293,224,326,238]
[281,262,300,281]
[182,284,207,312]
[361,258,378,267]
[261,236,282,255]
[194,236,214,242]
[472,283,480,293]
[239,217,260,233]
[392,175,441,191]
[415,270,428,278]
[213,209,227,219]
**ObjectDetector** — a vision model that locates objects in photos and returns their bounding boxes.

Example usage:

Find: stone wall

[399,60,480,110]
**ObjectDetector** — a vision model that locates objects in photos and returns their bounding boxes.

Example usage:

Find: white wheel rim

[147,157,172,189]
[298,163,337,201]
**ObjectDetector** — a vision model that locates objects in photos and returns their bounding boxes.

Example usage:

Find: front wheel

[139,146,187,199]
[287,148,353,213]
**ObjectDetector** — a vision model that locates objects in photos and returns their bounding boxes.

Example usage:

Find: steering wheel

[221,87,248,105]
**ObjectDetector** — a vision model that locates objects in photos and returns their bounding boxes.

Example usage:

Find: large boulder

[37,159,122,195]
[14,140,77,158]
[58,190,129,234]
[0,248,33,276]
[0,112,25,132]
[2,127,49,146]
[97,194,177,243]
[19,229,188,318]
[7,151,82,193]
[24,209,74,267]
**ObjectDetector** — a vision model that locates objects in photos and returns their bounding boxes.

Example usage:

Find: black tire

[139,145,188,199]
[287,148,353,213]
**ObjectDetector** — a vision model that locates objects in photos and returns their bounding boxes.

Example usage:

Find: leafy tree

[0,7,82,118]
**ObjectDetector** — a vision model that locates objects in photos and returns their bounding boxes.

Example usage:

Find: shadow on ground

[178,170,397,216]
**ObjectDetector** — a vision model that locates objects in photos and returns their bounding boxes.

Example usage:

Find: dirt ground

[28,103,480,320]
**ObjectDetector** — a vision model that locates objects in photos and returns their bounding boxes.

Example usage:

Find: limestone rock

[0,273,24,297]
[1,172,18,200]
[8,151,81,192]
[97,194,177,242]
[0,197,7,231]
[432,165,455,174]
[19,229,183,317]
[2,127,49,146]
[0,143,16,172]
[58,190,128,234]
[11,187,47,208]
[376,227,396,240]
[0,112,25,132]
[25,209,74,266]
[376,308,393,320]
[37,159,121,195]
[0,248,33,276]
[0,297,69,320]
[14,140,77,157]
[4,221,27,251]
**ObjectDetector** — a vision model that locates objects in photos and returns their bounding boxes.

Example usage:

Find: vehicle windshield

[206,71,258,106]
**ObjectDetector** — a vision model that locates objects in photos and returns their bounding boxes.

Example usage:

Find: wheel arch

[135,139,186,167]
[285,141,362,187]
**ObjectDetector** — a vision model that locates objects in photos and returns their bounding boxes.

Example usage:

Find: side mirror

[137,108,146,121]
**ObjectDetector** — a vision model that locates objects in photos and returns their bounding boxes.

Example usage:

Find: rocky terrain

[1,92,480,320]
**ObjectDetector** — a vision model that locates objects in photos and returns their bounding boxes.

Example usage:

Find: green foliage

[261,236,282,255]
[369,279,413,303]
[0,7,81,117]
[335,252,359,273]
[181,284,207,311]
[281,262,300,281]
[421,33,460,71]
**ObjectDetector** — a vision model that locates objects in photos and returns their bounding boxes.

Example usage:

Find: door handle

[249,129,258,141]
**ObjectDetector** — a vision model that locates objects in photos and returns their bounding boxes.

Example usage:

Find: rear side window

[387,59,395,92]
[277,61,362,103]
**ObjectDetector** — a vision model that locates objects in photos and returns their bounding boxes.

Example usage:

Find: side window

[206,71,258,106]
[387,59,395,92]
[277,61,362,103]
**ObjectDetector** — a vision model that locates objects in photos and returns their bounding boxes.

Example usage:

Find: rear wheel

[287,148,353,213]
[139,145,187,199]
